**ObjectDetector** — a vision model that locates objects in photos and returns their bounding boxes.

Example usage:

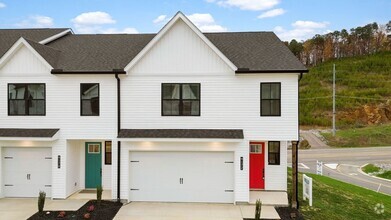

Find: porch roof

[118,129,244,139]
[0,128,59,138]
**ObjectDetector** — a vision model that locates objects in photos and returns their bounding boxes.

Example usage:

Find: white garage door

[129,151,234,203]
[2,147,52,197]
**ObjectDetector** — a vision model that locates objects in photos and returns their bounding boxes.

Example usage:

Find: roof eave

[235,69,309,74]
[51,69,126,74]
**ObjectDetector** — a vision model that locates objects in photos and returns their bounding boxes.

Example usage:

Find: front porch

[249,191,289,206]
[68,189,112,200]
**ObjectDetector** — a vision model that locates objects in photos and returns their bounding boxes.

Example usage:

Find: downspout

[115,73,121,201]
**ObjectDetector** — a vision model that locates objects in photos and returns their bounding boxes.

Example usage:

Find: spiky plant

[255,199,262,220]
[38,191,46,213]
[97,185,103,205]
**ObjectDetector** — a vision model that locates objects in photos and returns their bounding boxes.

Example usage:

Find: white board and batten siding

[110,18,297,203]
[0,43,117,199]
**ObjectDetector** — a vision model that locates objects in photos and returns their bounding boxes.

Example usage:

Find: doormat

[79,189,96,193]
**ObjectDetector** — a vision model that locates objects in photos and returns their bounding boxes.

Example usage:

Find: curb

[358,164,391,183]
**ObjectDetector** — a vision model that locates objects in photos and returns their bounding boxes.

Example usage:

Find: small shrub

[83,213,91,219]
[255,199,262,220]
[97,185,103,205]
[57,211,66,218]
[38,191,46,213]
[87,205,95,212]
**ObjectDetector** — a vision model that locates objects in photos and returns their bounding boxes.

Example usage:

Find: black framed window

[105,141,112,165]
[261,83,281,116]
[162,83,200,116]
[8,83,45,116]
[268,141,280,165]
[81,83,99,116]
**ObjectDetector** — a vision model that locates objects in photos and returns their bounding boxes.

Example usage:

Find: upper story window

[81,83,99,116]
[8,83,45,116]
[261,83,281,116]
[162,83,200,116]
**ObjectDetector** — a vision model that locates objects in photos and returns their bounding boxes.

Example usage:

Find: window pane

[163,84,180,99]
[261,100,271,115]
[82,100,93,115]
[28,84,45,99]
[269,142,280,153]
[270,84,280,99]
[29,100,45,115]
[106,142,112,152]
[9,100,26,115]
[9,84,26,99]
[81,84,99,99]
[94,145,100,153]
[163,100,180,115]
[182,100,199,116]
[106,152,112,164]
[270,100,280,116]
[261,84,271,99]
[182,84,199,99]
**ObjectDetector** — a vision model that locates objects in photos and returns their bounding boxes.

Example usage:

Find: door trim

[85,142,102,188]
[249,142,265,190]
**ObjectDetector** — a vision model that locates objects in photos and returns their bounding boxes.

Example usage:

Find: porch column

[291,140,299,209]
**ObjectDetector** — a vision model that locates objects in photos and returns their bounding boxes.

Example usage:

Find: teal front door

[85,142,102,188]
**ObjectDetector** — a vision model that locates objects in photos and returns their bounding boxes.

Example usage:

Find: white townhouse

[0,12,307,204]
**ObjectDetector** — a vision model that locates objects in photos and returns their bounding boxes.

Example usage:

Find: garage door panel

[2,147,52,198]
[129,151,234,203]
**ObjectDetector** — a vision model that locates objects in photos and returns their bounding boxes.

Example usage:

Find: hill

[300,51,391,128]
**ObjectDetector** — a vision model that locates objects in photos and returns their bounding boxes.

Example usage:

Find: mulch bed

[275,207,304,220]
[28,200,122,220]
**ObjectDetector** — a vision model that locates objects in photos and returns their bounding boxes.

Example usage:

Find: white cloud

[292,20,329,29]
[71,11,115,25]
[16,15,54,28]
[101,27,139,34]
[71,11,137,34]
[0,2,6,8]
[274,20,330,41]
[212,0,280,11]
[152,13,227,32]
[153,15,168,24]
[187,13,227,32]
[257,8,285,19]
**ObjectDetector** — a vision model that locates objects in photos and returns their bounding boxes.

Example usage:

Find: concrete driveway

[114,202,280,220]
[0,198,88,219]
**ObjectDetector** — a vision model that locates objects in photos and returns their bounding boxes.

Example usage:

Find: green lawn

[362,164,381,173]
[378,171,391,180]
[288,169,391,219]
[362,164,391,181]
[321,124,391,147]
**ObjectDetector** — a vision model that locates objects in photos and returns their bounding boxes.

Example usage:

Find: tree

[288,39,303,58]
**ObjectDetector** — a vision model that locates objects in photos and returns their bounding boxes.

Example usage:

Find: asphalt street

[288,147,391,195]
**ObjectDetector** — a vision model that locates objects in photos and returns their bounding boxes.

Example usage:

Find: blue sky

[0,0,390,41]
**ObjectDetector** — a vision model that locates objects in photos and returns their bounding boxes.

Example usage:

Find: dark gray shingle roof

[0,28,68,58]
[0,128,59,138]
[25,39,61,67]
[118,129,244,139]
[0,29,307,73]
[47,34,155,71]
[205,32,307,72]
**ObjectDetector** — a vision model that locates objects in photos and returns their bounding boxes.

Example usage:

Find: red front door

[249,142,265,189]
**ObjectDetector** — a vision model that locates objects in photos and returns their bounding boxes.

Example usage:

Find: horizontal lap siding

[0,75,117,139]
[121,74,298,141]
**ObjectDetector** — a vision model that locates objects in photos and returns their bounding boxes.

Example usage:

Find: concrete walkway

[114,202,281,220]
[0,198,88,219]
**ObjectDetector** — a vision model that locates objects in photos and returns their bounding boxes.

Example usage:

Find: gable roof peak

[124,11,237,72]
